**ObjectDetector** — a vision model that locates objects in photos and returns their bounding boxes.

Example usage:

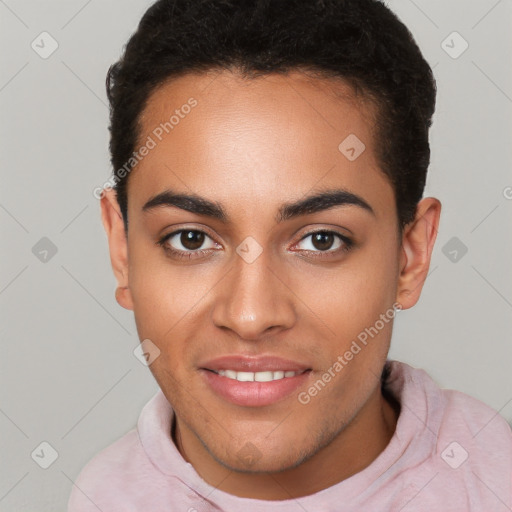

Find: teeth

[236,371,254,382]
[255,371,274,382]
[216,370,300,382]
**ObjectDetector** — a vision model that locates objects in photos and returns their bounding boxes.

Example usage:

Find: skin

[101,69,441,500]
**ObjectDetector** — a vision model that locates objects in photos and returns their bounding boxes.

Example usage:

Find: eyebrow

[142,188,375,223]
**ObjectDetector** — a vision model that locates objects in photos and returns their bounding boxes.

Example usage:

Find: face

[102,70,439,475]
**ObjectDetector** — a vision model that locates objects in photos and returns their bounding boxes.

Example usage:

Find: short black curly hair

[106,0,436,235]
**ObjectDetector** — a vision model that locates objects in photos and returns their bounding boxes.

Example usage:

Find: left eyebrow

[141,188,375,223]
[276,189,375,222]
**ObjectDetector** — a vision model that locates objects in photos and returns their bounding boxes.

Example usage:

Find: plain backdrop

[1,0,511,510]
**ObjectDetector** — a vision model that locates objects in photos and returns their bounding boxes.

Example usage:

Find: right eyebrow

[142,190,228,222]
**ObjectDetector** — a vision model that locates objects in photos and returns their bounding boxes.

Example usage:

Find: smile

[214,369,305,382]
[201,368,312,407]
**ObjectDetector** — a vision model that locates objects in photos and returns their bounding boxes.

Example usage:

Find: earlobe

[115,286,133,311]
[100,188,134,311]
[396,197,441,310]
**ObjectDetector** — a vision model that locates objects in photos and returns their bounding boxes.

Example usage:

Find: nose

[211,249,296,341]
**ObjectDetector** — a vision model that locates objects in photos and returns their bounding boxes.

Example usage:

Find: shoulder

[435,387,512,463]
[67,389,183,511]
[389,360,512,447]
[66,428,148,511]
[388,362,512,508]
[432,389,512,508]
[437,385,512,443]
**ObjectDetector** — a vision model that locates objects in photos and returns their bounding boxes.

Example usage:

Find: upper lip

[199,355,311,373]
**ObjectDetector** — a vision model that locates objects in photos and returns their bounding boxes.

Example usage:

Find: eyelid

[291,229,353,252]
[159,224,220,242]
[156,227,222,262]
[159,227,221,249]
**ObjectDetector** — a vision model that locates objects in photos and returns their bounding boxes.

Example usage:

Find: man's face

[122,71,402,472]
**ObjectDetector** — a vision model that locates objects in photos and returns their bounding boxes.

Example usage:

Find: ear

[396,197,441,310]
[100,188,134,311]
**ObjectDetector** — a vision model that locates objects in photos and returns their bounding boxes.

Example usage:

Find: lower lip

[200,369,311,407]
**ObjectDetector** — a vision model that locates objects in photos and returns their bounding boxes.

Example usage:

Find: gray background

[1,0,511,510]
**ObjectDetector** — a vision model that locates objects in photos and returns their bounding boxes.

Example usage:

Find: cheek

[127,242,205,331]
[296,236,399,391]
[128,264,194,393]
[127,247,219,377]
[299,241,398,331]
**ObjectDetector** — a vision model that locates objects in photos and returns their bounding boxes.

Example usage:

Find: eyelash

[156,229,354,261]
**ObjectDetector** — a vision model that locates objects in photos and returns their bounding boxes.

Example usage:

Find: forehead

[129,70,394,221]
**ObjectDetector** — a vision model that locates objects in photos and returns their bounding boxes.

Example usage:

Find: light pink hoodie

[68,361,512,511]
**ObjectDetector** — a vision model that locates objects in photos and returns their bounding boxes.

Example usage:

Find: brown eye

[297,231,343,252]
[311,232,335,251]
[180,230,205,250]
[160,229,217,257]
[294,230,354,258]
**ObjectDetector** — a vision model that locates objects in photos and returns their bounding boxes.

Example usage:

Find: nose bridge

[211,244,295,339]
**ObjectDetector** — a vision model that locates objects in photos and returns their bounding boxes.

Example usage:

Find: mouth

[205,368,309,382]
[198,355,312,407]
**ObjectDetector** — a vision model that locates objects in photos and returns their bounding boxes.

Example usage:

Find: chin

[208,441,313,474]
